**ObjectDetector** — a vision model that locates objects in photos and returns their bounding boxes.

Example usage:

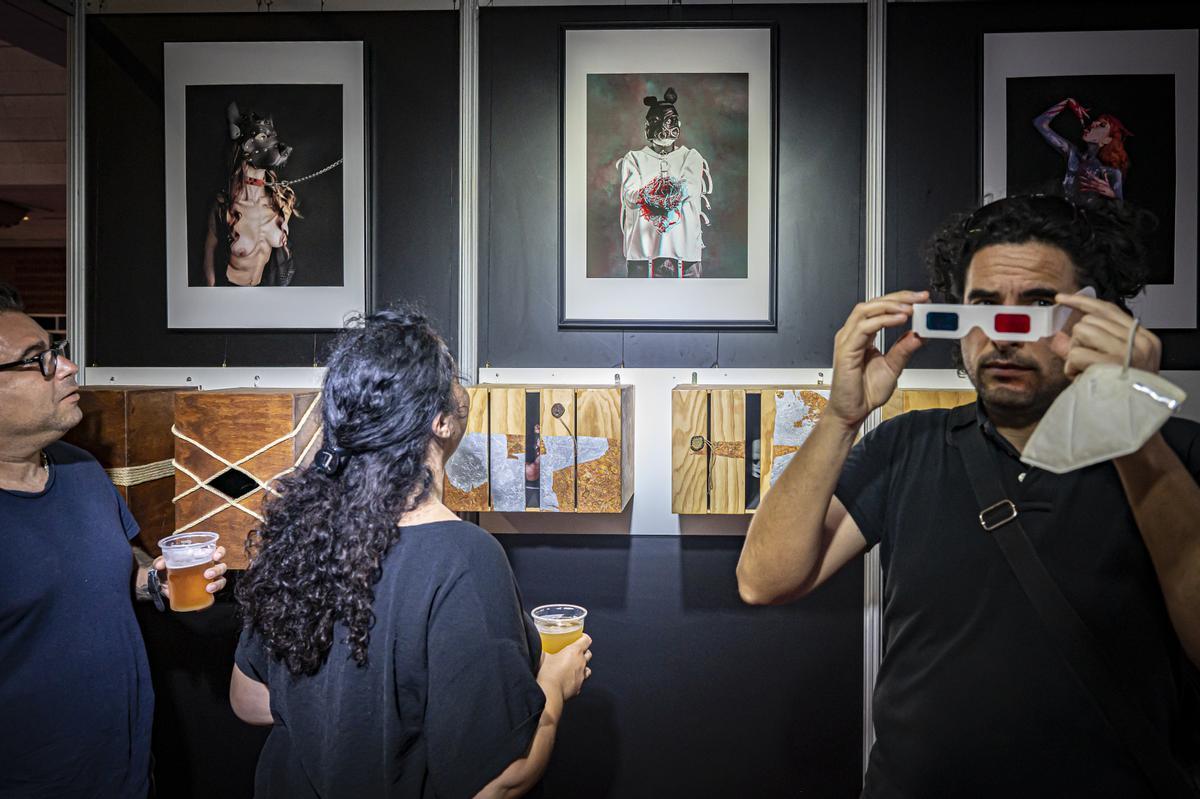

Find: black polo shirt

[836,403,1200,798]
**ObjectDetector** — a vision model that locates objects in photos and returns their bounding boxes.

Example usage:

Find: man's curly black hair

[924,195,1156,313]
[236,304,464,677]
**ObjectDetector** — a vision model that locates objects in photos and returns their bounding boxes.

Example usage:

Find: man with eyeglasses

[737,196,1200,796]
[0,283,228,798]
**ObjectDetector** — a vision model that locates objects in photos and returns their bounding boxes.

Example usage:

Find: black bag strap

[951,406,1198,798]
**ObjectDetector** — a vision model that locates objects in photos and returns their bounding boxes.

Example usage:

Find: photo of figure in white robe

[616,88,713,278]
[585,72,749,280]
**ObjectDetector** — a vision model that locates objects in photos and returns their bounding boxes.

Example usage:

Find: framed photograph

[163,40,366,329]
[983,29,1198,329]
[560,24,777,329]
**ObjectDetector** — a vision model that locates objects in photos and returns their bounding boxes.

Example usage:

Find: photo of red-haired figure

[1033,97,1132,200]
[1005,74,1176,286]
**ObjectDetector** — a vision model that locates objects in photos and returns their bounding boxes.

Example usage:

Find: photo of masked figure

[616,88,713,279]
[202,102,301,287]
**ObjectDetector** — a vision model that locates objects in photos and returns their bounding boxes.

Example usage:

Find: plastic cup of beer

[531,604,587,654]
[157,532,219,612]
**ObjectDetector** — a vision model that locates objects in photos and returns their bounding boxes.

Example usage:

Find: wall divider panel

[478,5,868,795]
[479,4,867,369]
[85,11,459,369]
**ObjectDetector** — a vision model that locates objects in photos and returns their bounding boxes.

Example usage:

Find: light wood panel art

[173,389,321,569]
[63,385,195,555]
[443,386,491,511]
[444,384,635,514]
[671,387,708,515]
[709,389,746,514]
[672,385,830,515]
[882,389,976,420]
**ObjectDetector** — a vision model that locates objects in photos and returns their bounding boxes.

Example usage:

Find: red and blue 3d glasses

[912,287,1095,342]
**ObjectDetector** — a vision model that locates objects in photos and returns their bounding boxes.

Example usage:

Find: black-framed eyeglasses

[0,339,70,379]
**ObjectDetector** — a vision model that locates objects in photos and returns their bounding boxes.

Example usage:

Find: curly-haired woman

[230,307,592,798]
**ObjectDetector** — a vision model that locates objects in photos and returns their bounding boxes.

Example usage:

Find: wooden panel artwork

[762,389,830,493]
[673,385,830,515]
[488,388,527,512]
[709,389,746,515]
[619,386,636,511]
[62,385,194,555]
[173,389,321,569]
[575,387,621,513]
[444,385,636,515]
[671,388,708,515]
[538,387,577,512]
[443,386,490,511]
[882,389,976,420]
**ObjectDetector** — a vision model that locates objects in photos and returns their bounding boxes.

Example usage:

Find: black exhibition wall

[136,538,865,799]
[885,1,1200,370]
[85,11,460,367]
[502,536,864,798]
[479,4,867,368]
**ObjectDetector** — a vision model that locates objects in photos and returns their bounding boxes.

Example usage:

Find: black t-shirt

[0,442,152,799]
[836,404,1200,798]
[235,520,545,799]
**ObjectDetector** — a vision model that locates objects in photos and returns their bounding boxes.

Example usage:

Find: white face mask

[1021,330,1186,474]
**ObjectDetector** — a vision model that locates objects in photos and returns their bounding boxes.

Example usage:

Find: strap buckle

[979,499,1018,531]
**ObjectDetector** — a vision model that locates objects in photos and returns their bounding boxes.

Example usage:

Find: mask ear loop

[1122,319,1140,378]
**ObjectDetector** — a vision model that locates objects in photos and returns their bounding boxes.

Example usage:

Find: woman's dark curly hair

[925,195,1155,313]
[236,305,461,676]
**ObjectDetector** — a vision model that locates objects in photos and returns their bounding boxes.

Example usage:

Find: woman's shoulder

[400,519,509,570]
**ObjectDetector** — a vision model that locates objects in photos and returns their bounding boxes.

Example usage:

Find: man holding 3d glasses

[738,195,1200,797]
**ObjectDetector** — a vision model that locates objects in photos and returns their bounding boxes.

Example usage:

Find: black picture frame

[558,21,779,330]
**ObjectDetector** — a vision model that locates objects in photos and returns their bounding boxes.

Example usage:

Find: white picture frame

[163,40,366,329]
[983,29,1198,329]
[560,25,776,329]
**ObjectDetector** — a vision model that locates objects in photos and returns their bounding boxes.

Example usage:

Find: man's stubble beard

[966,350,1071,430]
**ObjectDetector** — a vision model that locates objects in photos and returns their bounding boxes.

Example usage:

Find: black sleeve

[834,416,903,548]
[234,624,270,686]
[424,534,546,799]
[1162,418,1200,481]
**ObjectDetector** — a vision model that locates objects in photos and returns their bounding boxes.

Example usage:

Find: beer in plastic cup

[157,532,218,612]
[531,604,587,654]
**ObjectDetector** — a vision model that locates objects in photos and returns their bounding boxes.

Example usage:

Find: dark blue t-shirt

[0,441,153,799]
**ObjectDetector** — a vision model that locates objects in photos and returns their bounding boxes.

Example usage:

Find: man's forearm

[737,416,858,604]
[1115,432,1200,666]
